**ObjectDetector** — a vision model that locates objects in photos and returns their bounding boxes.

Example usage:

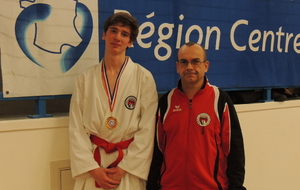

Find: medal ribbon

[102,57,129,112]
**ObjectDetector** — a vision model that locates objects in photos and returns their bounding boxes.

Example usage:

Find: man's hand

[89,167,121,189]
[107,166,126,181]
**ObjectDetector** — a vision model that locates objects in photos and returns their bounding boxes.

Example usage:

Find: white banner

[0,0,99,97]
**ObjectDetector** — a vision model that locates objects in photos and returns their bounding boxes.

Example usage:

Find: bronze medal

[106,116,118,130]
[102,58,128,130]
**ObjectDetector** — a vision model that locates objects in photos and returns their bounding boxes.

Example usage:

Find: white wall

[1,100,300,190]
[0,117,70,190]
[236,100,300,190]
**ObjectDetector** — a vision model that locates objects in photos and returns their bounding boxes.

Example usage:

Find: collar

[177,76,208,92]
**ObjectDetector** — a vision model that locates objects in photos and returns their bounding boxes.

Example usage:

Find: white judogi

[69,57,158,190]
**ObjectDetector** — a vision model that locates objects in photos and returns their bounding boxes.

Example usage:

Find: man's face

[102,23,133,55]
[176,45,209,85]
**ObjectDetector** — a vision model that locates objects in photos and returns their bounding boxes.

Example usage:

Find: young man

[147,42,246,190]
[69,12,158,190]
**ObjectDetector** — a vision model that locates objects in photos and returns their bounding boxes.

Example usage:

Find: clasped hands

[89,166,126,189]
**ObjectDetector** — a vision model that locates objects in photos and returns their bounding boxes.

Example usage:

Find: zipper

[185,98,193,188]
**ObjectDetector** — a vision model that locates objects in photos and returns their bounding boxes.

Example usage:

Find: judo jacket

[69,57,158,190]
[147,77,246,190]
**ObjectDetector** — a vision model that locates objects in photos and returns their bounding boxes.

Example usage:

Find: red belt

[90,135,134,188]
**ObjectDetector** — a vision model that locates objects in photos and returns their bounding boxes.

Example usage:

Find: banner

[102,0,300,91]
[0,0,99,97]
[1,0,300,97]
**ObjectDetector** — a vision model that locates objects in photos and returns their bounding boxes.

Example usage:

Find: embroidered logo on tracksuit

[196,113,211,135]
[173,105,182,112]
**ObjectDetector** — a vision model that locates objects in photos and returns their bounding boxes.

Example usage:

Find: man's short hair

[180,42,208,62]
[104,12,139,43]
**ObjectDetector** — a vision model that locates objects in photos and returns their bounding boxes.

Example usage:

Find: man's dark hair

[104,12,139,43]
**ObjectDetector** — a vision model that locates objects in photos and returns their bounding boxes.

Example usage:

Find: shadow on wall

[0,64,71,117]
[227,88,300,104]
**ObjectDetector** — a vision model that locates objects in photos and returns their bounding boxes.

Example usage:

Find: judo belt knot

[90,135,134,188]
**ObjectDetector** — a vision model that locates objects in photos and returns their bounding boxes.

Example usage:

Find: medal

[102,57,128,130]
[106,116,118,130]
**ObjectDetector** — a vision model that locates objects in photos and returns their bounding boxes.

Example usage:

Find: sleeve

[118,70,158,180]
[68,75,99,179]
[146,130,163,190]
[147,92,169,190]
[146,112,164,190]
[219,90,247,190]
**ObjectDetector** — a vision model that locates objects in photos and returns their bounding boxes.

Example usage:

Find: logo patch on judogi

[196,113,211,127]
[125,96,137,110]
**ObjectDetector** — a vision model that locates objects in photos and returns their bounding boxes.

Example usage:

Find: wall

[0,116,71,190]
[235,100,300,190]
[0,100,300,190]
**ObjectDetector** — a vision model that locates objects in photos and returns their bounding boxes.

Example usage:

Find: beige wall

[0,117,70,190]
[235,100,300,189]
[1,100,300,190]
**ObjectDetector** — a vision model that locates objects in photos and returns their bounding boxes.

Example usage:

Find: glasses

[178,59,206,66]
